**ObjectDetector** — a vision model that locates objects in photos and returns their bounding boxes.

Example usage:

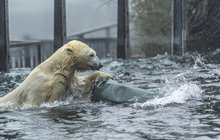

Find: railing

[72,38,117,58]
[68,24,117,39]
[9,41,41,68]
[67,24,117,58]
[9,24,117,69]
[9,38,116,69]
[9,40,56,68]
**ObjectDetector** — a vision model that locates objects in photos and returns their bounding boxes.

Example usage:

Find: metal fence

[9,41,41,68]
[9,38,116,69]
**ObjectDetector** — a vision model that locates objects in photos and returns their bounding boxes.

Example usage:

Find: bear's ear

[66,48,73,55]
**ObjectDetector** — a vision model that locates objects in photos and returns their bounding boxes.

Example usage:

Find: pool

[0,54,220,139]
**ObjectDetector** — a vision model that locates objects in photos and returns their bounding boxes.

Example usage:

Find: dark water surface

[1,55,220,140]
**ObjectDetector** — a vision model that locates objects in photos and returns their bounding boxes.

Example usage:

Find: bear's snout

[91,62,103,70]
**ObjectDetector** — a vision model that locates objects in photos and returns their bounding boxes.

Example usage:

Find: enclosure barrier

[54,0,66,52]
[117,0,129,59]
[9,41,41,68]
[172,0,186,55]
[0,0,187,71]
[9,37,117,69]
[0,0,9,71]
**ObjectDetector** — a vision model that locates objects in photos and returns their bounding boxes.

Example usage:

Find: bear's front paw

[97,72,113,81]
[91,71,113,82]
[85,71,114,92]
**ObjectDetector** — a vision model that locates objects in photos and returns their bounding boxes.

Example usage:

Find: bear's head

[63,40,102,72]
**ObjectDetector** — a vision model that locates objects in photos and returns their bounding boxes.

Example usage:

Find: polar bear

[0,40,112,108]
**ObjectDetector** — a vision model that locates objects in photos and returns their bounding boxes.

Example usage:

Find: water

[1,54,220,139]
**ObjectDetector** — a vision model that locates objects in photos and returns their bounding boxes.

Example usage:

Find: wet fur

[0,40,112,108]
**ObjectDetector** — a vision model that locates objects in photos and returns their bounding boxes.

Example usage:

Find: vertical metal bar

[106,27,110,57]
[182,0,186,53]
[0,0,9,71]
[117,0,129,59]
[172,0,184,56]
[24,47,30,67]
[54,0,66,51]
[20,51,23,68]
[37,44,41,64]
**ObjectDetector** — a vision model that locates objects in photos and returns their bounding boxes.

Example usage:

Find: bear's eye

[89,54,95,57]
[66,48,73,54]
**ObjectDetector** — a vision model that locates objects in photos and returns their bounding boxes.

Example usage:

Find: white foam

[7,68,31,77]
[132,83,202,108]
[39,101,70,108]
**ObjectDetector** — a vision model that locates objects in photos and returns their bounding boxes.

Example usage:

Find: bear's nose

[90,62,103,70]
[97,62,103,69]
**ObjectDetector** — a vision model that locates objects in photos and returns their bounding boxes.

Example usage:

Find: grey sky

[8,0,117,40]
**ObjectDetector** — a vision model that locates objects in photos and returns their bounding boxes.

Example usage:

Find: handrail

[9,41,40,48]
[69,23,117,37]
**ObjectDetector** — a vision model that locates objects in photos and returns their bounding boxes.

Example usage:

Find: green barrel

[92,80,157,103]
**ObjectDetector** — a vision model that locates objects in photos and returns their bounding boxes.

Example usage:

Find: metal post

[37,44,41,64]
[24,47,30,67]
[172,0,185,56]
[182,0,187,53]
[54,0,66,51]
[117,0,129,59]
[106,27,110,57]
[0,0,9,71]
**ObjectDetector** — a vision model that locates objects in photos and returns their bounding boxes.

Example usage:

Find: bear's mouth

[90,63,103,70]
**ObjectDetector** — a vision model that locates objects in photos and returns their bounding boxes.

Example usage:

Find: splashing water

[1,54,220,140]
[193,55,207,69]
[39,101,71,108]
[132,56,204,108]
[132,82,202,108]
